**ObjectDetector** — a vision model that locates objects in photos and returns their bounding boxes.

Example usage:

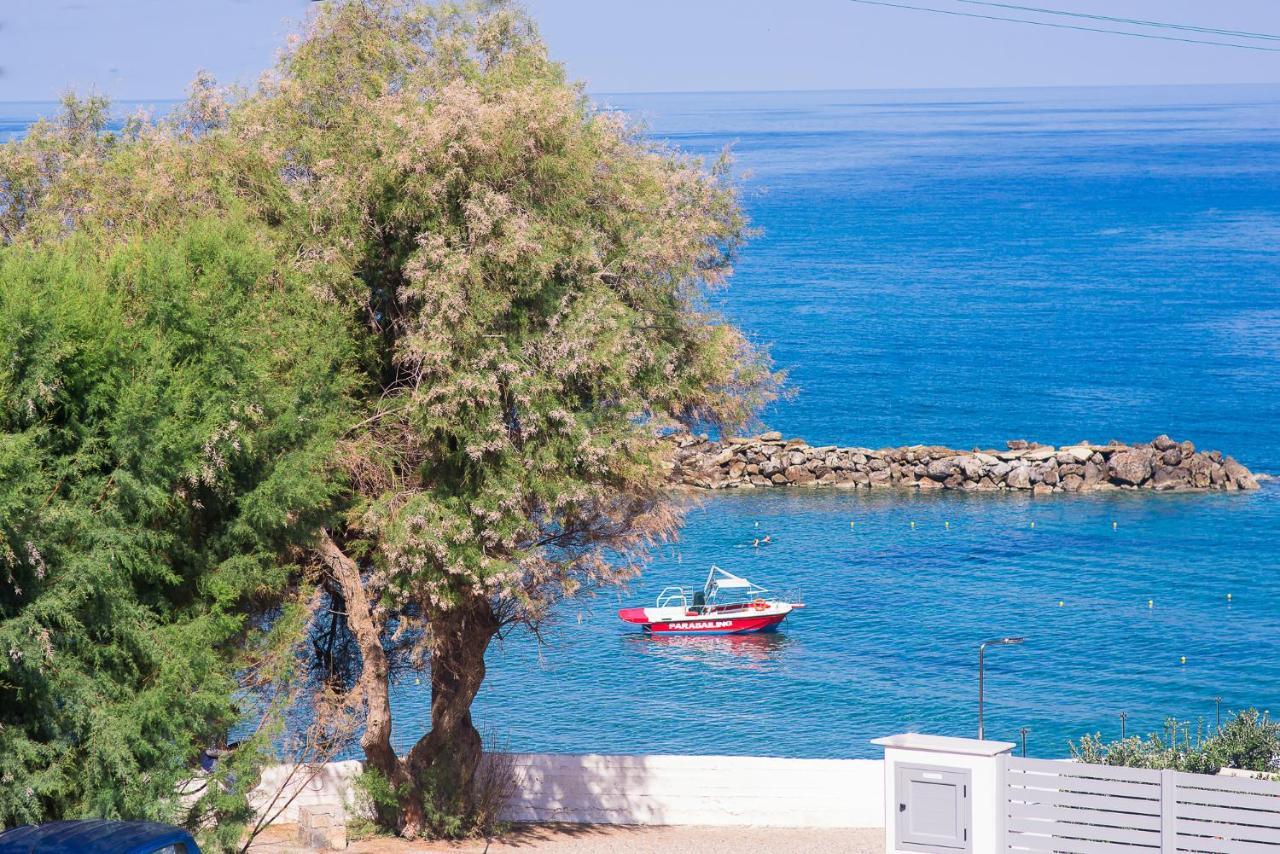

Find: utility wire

[844,0,1280,52]
[954,0,1280,42]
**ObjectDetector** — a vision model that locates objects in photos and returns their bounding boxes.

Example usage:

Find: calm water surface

[462,86,1280,759]
[8,85,1279,759]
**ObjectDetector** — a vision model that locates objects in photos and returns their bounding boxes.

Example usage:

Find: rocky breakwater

[671,433,1260,494]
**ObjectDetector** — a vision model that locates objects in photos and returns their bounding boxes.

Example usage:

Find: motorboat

[617,566,803,635]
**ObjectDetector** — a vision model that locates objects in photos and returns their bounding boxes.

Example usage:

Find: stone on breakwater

[1107,448,1154,486]
[670,434,1259,495]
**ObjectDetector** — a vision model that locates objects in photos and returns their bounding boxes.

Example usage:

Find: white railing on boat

[656,586,691,609]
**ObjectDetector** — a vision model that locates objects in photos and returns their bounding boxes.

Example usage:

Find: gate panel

[1005,756,1162,853]
[1173,770,1280,852]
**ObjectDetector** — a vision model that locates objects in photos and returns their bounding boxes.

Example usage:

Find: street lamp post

[978,636,1025,740]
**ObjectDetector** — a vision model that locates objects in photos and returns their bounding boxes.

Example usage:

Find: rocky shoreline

[670,433,1260,494]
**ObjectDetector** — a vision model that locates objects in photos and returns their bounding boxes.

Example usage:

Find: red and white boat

[618,566,803,635]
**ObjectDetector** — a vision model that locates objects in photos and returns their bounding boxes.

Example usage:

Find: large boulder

[1108,448,1155,485]
[956,455,985,480]
[1059,446,1094,463]
[1151,465,1190,490]
[709,448,734,466]
[926,459,957,481]
[1223,458,1259,490]
[1006,465,1032,489]
[784,465,815,485]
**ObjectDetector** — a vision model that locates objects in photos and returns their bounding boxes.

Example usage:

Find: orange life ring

[752,599,768,612]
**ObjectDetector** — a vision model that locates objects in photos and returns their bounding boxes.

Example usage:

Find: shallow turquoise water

[455,86,1280,759]
[9,86,1279,760]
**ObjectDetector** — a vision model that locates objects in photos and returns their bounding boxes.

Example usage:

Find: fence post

[995,753,1008,853]
[1160,768,1176,853]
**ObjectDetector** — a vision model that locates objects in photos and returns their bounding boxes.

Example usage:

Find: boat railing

[655,586,690,609]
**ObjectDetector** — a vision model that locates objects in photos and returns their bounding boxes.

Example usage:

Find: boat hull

[640,612,788,635]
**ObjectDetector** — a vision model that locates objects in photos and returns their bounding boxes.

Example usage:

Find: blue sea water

[460,85,1280,760]
[6,85,1280,760]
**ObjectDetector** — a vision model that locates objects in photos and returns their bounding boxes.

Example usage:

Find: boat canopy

[704,565,767,598]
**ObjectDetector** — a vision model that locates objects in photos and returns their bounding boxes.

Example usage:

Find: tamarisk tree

[0,0,777,839]
[237,0,777,834]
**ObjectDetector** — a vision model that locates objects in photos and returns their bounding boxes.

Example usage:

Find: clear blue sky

[1,0,1277,101]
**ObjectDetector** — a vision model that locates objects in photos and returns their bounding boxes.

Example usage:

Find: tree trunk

[317,531,426,836]
[405,594,499,813]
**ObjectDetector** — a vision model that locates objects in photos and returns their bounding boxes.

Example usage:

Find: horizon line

[3,78,1279,106]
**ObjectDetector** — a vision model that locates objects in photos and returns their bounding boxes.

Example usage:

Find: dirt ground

[247,822,884,853]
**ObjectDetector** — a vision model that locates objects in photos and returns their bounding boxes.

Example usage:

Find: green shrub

[1207,709,1280,774]
[1071,710,1280,775]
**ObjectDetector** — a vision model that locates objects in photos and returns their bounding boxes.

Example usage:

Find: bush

[1208,709,1280,774]
[1071,710,1280,775]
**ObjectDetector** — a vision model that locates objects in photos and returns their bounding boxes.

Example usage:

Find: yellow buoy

[1227,593,1233,601]
[910,521,916,529]
[945,521,951,529]
[1148,599,1154,609]
[1058,601,1064,607]
[850,521,855,528]
[1112,521,1118,531]
[1030,521,1036,529]
[1180,656,1187,665]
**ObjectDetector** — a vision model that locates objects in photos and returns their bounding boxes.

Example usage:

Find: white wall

[506,753,884,828]
[250,760,365,825]
[247,754,886,829]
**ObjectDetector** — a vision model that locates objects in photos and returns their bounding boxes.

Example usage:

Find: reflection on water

[624,631,793,672]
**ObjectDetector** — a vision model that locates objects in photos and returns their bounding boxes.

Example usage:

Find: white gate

[1003,755,1280,853]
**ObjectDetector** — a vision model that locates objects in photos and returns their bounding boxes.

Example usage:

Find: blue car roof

[0,820,199,854]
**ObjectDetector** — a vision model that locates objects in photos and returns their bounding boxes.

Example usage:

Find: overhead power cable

[954,0,1280,42]
[844,0,1280,52]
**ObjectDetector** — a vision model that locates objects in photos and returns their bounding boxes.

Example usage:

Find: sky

[0,0,1277,102]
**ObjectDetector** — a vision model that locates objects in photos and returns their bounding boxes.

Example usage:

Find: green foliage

[0,219,357,829]
[1,0,778,838]
[1071,710,1280,775]
[1209,709,1280,773]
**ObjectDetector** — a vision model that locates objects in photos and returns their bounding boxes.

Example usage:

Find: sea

[6,84,1280,759]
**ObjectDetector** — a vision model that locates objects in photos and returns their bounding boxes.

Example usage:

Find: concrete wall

[506,753,884,828]
[250,760,365,825]
[248,754,886,829]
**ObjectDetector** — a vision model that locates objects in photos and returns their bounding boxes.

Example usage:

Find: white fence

[1003,755,1280,853]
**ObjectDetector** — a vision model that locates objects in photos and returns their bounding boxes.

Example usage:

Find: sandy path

[248,823,884,853]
